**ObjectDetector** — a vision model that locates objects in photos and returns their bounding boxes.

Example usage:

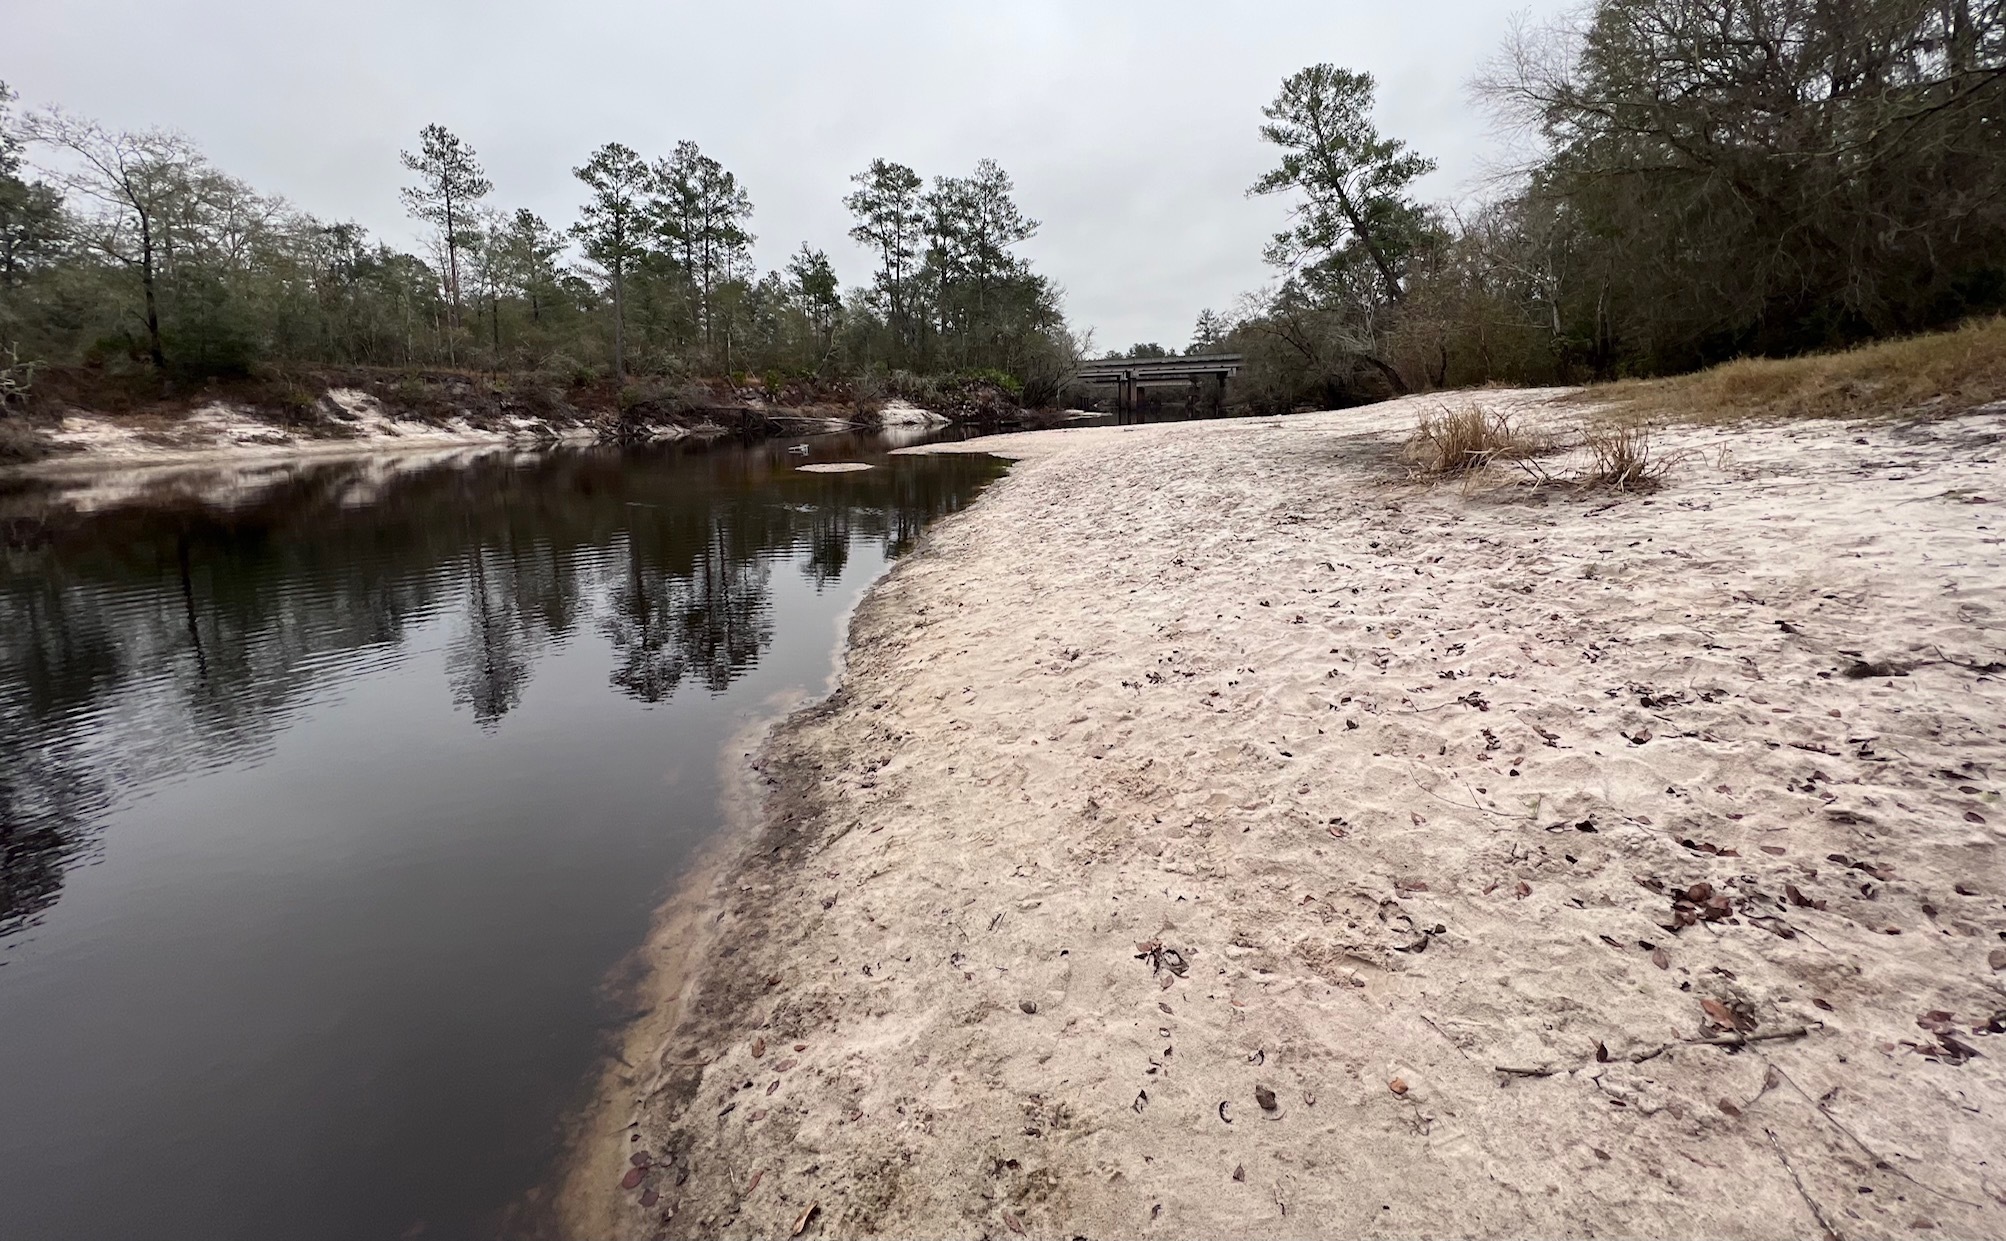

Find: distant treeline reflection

[0,443,1004,937]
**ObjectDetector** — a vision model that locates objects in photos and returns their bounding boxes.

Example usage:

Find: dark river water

[0,430,1005,1241]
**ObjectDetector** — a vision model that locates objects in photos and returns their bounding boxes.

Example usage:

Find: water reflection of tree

[602,513,773,703]
[446,545,538,727]
[0,445,1005,935]
[0,729,112,937]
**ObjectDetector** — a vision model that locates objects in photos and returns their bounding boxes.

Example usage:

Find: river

[0,431,1006,1240]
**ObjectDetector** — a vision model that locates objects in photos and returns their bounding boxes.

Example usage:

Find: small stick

[1766,1128,1842,1241]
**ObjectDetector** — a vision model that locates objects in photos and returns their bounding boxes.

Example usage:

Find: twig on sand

[1766,1128,1842,1241]
[1495,1025,1818,1078]
[1769,1064,1986,1210]
[1406,768,1539,822]
[1421,1014,1475,1060]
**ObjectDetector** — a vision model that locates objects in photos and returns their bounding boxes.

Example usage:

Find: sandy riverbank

[574,390,2006,1239]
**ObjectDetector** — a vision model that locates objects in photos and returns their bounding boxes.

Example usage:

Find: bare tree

[23,109,207,370]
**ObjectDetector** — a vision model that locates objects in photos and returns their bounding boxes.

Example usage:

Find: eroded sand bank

[577,391,2006,1239]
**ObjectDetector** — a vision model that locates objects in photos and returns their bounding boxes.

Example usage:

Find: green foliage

[0,92,1069,407]
[1251,65,1436,303]
[1233,4,2006,407]
[960,367,1022,398]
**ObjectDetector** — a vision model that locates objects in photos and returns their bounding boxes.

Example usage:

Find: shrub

[0,415,49,463]
[0,343,37,407]
[851,370,886,415]
[538,352,595,387]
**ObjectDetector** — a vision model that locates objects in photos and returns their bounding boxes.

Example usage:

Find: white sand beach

[577,392,2006,1239]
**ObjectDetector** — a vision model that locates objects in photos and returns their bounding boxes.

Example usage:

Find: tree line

[7,0,1999,418]
[0,88,1075,398]
[1197,0,2005,411]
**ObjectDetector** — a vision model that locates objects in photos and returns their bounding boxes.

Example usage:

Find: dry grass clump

[1406,405,1698,494]
[1575,316,2006,424]
[1581,420,1687,491]
[1405,403,1552,477]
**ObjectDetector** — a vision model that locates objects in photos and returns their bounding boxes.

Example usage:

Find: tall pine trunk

[612,261,626,384]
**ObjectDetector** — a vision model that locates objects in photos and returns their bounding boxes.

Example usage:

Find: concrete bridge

[1076,353,1243,421]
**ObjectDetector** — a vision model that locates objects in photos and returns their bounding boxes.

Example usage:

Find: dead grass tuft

[1580,421,1686,491]
[1573,316,2006,424]
[1405,404,1552,477]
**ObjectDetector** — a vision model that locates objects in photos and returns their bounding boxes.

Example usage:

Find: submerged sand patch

[796,462,875,474]
[587,391,2006,1239]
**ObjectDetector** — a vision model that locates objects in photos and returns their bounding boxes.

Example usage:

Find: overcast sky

[9,0,1566,351]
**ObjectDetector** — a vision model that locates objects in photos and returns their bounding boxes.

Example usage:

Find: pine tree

[399,124,491,355]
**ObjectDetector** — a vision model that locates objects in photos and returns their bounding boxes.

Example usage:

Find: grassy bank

[1574,317,2006,424]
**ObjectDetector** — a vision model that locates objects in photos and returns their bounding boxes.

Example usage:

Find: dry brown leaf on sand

[751,1036,766,1058]
[1700,998,1737,1030]
[1389,1077,1409,1095]
[1651,946,1671,970]
[791,1202,819,1236]
[1004,1208,1026,1234]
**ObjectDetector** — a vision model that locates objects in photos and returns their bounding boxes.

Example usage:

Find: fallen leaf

[640,1187,659,1208]
[1700,998,1737,1030]
[1232,1164,1246,1182]
[1389,1077,1409,1095]
[1651,947,1671,970]
[775,1058,798,1072]
[1686,882,1715,903]
[630,1152,651,1168]
[621,1168,646,1190]
[1255,1084,1278,1111]
[1595,1041,1610,1063]
[751,1037,766,1059]
[1812,997,1834,1011]
[746,1169,764,1194]
[1020,999,1039,1014]
[791,1202,819,1236]
[765,1080,778,1096]
[1966,810,1988,824]
[1004,1210,1025,1235]
[1760,845,1787,855]
[1514,881,1532,899]
[1717,1099,1742,1117]
[794,1043,807,1052]
[1990,948,2006,972]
